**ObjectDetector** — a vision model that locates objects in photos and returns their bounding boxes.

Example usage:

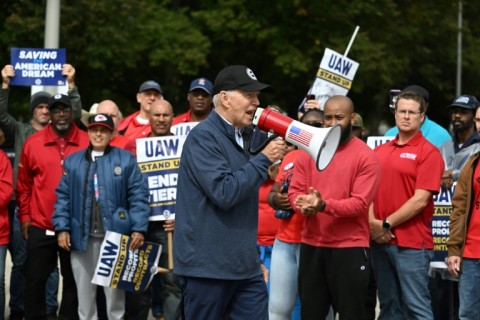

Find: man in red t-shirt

[370,91,444,319]
[289,96,381,319]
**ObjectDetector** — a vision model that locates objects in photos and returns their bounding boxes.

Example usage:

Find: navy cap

[448,95,480,110]
[189,78,213,95]
[212,65,271,95]
[139,80,163,94]
[48,93,71,110]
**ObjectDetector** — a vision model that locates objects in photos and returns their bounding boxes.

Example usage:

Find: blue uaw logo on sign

[163,210,171,219]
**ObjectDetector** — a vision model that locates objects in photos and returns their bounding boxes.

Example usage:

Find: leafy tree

[1,0,479,136]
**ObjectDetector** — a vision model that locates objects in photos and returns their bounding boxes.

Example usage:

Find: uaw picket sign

[10,48,66,86]
[366,136,393,150]
[368,136,451,269]
[136,136,186,221]
[305,48,359,110]
[92,231,161,293]
[171,122,198,137]
[431,185,455,268]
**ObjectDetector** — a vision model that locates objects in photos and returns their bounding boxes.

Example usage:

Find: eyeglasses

[395,109,422,116]
[50,106,72,114]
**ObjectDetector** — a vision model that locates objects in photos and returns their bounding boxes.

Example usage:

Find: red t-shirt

[257,179,279,246]
[289,137,381,248]
[463,163,480,258]
[275,150,304,244]
[173,110,193,125]
[0,151,13,245]
[373,132,444,249]
[110,134,130,149]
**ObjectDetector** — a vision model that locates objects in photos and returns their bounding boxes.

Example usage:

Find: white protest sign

[92,231,161,292]
[366,136,393,150]
[136,136,186,221]
[171,122,199,137]
[312,48,359,109]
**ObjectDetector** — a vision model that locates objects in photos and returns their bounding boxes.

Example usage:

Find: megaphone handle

[249,133,279,155]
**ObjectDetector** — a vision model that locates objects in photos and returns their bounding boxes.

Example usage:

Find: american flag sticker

[287,126,313,146]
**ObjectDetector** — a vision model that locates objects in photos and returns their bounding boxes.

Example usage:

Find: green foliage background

[1,0,479,134]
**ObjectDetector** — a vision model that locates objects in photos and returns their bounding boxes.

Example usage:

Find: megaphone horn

[253,107,341,171]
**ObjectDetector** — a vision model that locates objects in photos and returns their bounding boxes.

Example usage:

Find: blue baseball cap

[189,78,213,95]
[139,80,163,94]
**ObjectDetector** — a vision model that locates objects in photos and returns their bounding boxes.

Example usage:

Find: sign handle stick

[167,230,174,270]
[344,25,360,57]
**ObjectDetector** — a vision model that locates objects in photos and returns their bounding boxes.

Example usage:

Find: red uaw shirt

[289,137,381,248]
[463,163,480,258]
[0,151,13,245]
[275,150,304,244]
[16,123,89,231]
[373,131,444,249]
[173,109,194,125]
[118,111,151,140]
[257,179,279,246]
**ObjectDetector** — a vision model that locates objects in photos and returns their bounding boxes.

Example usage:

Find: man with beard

[173,77,213,125]
[431,95,479,320]
[288,95,381,319]
[16,94,89,319]
[439,95,480,190]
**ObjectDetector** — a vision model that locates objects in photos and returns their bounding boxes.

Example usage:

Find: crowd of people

[0,61,479,320]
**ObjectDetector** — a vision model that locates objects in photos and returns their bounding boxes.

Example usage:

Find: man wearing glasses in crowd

[16,94,89,319]
[369,91,444,319]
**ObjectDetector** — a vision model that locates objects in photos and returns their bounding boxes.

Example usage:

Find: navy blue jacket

[173,111,272,280]
[52,145,149,252]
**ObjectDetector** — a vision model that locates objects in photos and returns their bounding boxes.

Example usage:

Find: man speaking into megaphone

[288,96,382,319]
[174,65,286,319]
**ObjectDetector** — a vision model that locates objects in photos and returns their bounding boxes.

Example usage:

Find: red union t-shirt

[463,163,480,258]
[275,150,304,244]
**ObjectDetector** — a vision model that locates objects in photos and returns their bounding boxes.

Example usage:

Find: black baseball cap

[88,113,114,132]
[212,65,271,95]
[48,93,72,110]
[448,95,480,110]
[402,85,429,103]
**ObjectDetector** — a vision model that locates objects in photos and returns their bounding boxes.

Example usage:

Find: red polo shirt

[118,111,151,140]
[373,131,444,249]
